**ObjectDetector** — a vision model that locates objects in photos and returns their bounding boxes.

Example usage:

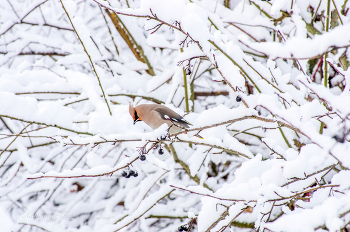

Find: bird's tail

[194,134,204,139]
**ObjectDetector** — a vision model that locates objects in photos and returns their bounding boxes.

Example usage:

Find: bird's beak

[133,118,141,125]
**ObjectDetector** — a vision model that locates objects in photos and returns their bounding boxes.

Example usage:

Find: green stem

[139,45,155,76]
[229,126,263,140]
[312,0,323,24]
[332,0,343,25]
[251,1,272,19]
[243,59,282,93]
[190,80,194,112]
[324,0,331,88]
[324,53,328,87]
[319,122,324,134]
[342,0,349,14]
[279,127,292,148]
[208,17,219,30]
[190,59,200,112]
[59,0,112,116]
[180,48,190,113]
[243,51,268,59]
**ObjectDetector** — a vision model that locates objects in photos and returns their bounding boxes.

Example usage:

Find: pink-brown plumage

[129,104,191,135]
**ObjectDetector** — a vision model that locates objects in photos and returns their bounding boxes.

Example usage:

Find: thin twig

[0,0,49,36]
[170,185,244,201]
[101,8,119,55]
[0,117,14,134]
[324,0,331,88]
[0,114,92,135]
[59,0,112,115]
[27,156,140,179]
[209,40,261,93]
[332,0,343,25]
[277,30,307,78]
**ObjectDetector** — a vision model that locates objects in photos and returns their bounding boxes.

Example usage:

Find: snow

[27,165,114,178]
[239,23,350,59]
[0,91,76,129]
[1,0,350,231]
[98,185,174,232]
[331,170,350,191]
[266,193,350,232]
[284,144,336,177]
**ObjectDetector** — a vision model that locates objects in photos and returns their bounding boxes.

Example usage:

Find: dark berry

[121,171,128,177]
[129,170,135,176]
[125,173,131,178]
[133,172,138,177]
[236,95,242,102]
[178,226,184,232]
[140,154,146,161]
[186,69,191,75]
[160,135,167,140]
[158,148,164,155]
[333,135,345,143]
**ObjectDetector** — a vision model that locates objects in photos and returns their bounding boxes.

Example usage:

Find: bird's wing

[154,107,192,128]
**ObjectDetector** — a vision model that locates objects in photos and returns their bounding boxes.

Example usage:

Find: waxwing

[129,103,192,135]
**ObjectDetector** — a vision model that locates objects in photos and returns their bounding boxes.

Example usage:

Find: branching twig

[209,40,261,94]
[27,156,140,179]
[277,30,308,79]
[0,0,49,36]
[0,124,31,158]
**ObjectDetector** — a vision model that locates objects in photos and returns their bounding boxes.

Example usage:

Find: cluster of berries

[121,170,138,178]
[178,225,189,231]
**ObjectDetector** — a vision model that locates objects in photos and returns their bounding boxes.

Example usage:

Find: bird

[129,103,192,135]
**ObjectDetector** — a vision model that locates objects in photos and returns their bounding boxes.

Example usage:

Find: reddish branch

[312,56,323,82]
[0,51,68,56]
